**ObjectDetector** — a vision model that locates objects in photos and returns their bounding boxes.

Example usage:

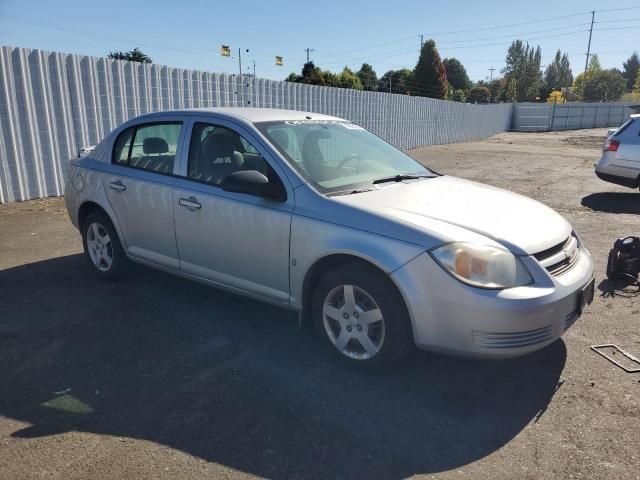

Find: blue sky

[0,0,638,83]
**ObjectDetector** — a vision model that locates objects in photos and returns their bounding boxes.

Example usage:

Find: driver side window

[187,123,270,186]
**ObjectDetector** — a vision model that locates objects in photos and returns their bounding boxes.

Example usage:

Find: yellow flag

[275,56,283,66]
[221,45,231,57]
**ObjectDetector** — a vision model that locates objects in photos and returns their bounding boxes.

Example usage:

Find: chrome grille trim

[534,234,580,277]
[473,325,554,349]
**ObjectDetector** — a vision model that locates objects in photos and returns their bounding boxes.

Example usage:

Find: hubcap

[86,222,113,272]
[322,284,385,360]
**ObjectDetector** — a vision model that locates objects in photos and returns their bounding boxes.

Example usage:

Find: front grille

[473,325,554,349]
[534,234,580,277]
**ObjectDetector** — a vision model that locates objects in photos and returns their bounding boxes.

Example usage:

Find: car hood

[333,176,572,255]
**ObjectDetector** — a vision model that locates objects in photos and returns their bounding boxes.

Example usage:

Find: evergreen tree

[357,63,378,91]
[443,58,471,91]
[501,40,543,101]
[413,39,448,99]
[544,50,573,93]
[623,52,640,92]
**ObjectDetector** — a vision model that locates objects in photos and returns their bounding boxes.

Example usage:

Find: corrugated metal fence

[512,102,634,132]
[0,46,513,204]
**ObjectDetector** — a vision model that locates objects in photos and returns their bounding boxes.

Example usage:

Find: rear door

[103,118,186,269]
[173,116,293,303]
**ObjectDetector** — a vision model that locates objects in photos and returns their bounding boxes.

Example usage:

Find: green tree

[468,85,490,103]
[623,52,640,92]
[450,89,466,102]
[336,67,363,90]
[357,63,378,91]
[501,40,543,101]
[572,55,603,99]
[635,70,640,92]
[378,69,414,94]
[544,50,573,95]
[443,58,471,91]
[502,78,518,101]
[523,46,543,101]
[108,48,152,63]
[413,39,448,99]
[583,69,627,102]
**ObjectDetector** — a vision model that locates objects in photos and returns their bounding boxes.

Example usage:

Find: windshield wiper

[328,187,376,197]
[372,173,433,185]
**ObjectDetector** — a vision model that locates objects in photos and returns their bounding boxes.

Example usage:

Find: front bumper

[391,243,595,358]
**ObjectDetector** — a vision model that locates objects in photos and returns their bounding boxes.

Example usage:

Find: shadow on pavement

[0,254,566,479]
[581,192,640,214]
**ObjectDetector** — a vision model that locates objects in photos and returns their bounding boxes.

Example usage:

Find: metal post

[304,48,314,63]
[488,66,495,103]
[584,10,595,74]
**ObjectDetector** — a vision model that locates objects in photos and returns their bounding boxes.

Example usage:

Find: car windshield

[256,120,435,194]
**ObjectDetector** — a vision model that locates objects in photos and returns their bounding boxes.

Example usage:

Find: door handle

[179,197,202,211]
[109,180,126,192]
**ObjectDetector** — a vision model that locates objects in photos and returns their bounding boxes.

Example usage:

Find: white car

[64,108,595,368]
[596,114,640,189]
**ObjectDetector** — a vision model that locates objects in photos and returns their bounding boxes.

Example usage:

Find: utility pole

[488,66,495,103]
[253,60,256,77]
[584,10,595,74]
[389,75,392,93]
[420,34,424,50]
[304,48,314,63]
[238,48,242,76]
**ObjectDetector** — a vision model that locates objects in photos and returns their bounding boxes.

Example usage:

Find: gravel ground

[1,128,639,479]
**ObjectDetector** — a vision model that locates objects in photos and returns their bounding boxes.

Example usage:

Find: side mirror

[221,170,286,202]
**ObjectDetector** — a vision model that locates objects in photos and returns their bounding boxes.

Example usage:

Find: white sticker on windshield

[340,123,365,130]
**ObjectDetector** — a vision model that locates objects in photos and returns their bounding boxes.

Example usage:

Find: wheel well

[301,254,392,323]
[77,201,108,230]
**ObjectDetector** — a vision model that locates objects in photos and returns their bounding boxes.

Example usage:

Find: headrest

[143,137,169,154]
[202,132,244,166]
[270,129,289,150]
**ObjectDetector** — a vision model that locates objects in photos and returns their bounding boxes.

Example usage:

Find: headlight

[429,242,533,289]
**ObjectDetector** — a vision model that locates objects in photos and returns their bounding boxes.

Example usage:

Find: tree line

[106,45,640,103]
[285,40,640,104]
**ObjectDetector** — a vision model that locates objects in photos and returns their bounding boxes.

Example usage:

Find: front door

[173,118,293,303]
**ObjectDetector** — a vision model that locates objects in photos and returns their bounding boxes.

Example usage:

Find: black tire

[81,210,128,280]
[312,263,414,370]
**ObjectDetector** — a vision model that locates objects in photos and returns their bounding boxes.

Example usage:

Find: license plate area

[578,277,595,315]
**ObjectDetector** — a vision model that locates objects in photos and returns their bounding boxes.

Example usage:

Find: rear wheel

[81,211,127,279]
[312,263,413,370]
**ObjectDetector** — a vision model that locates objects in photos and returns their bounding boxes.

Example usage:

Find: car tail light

[604,139,620,152]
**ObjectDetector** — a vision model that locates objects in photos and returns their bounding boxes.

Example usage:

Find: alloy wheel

[86,222,113,272]
[322,284,385,360]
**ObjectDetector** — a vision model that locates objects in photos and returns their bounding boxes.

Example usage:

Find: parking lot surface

[1,128,639,479]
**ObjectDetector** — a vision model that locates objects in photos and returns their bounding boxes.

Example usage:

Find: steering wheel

[337,153,363,173]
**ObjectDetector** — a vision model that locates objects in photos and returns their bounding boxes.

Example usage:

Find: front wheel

[81,211,128,279]
[312,263,413,369]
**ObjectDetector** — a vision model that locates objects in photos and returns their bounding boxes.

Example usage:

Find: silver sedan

[64,108,595,368]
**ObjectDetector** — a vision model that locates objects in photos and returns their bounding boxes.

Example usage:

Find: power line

[420,11,591,36]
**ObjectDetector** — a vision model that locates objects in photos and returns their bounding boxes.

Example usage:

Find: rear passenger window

[112,122,182,175]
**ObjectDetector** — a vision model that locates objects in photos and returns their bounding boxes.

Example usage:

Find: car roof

[132,107,346,124]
